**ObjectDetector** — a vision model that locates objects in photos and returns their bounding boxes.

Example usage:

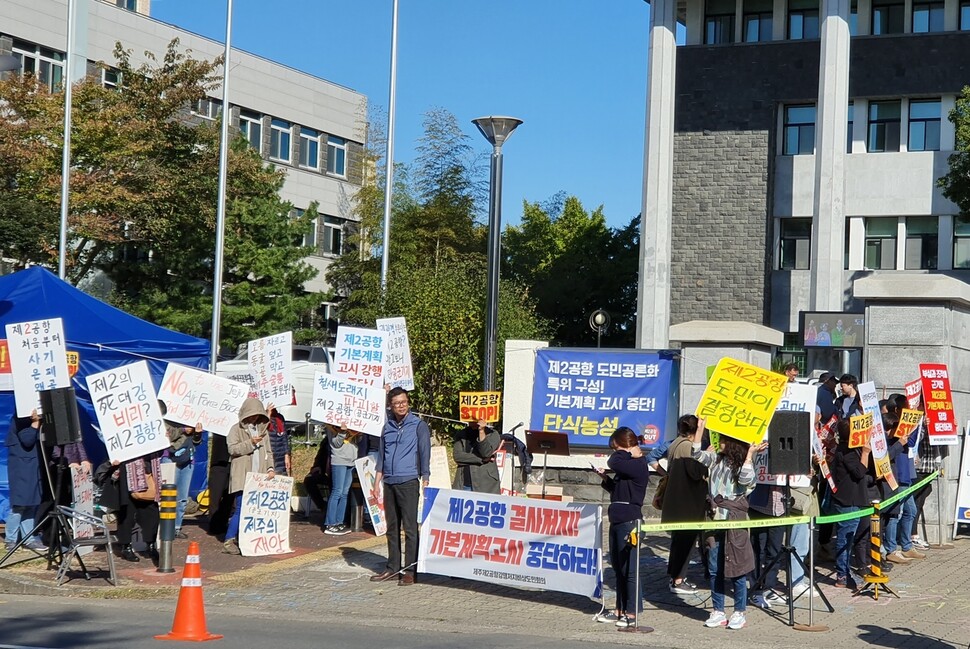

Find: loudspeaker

[39,387,82,446]
[766,410,812,476]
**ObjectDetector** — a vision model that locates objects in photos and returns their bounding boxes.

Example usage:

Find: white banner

[955,426,970,534]
[754,383,814,487]
[376,317,414,390]
[5,318,70,416]
[248,332,292,404]
[239,472,294,557]
[859,380,896,484]
[334,326,387,387]
[417,488,602,597]
[158,363,250,436]
[69,465,95,556]
[353,455,386,536]
[86,360,168,463]
[310,371,385,437]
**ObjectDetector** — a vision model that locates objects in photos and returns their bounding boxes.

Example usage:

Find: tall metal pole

[210,0,234,371]
[379,0,399,293]
[57,0,78,280]
[483,144,503,391]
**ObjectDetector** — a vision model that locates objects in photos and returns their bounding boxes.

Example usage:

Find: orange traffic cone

[155,541,223,642]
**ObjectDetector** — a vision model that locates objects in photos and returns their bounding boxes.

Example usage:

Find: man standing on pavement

[371,387,431,586]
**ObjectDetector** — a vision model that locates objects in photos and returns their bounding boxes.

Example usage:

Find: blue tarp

[0,267,210,520]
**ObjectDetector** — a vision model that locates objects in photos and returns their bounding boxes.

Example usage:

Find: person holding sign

[835,374,864,419]
[452,420,501,494]
[223,398,276,556]
[98,453,162,563]
[159,401,203,540]
[830,418,871,589]
[4,413,47,552]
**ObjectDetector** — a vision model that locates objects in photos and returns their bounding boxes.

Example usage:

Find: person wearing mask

[324,424,359,535]
[829,418,871,589]
[452,420,501,494]
[223,398,275,555]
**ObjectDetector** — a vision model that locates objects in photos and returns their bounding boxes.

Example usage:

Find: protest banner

[334,326,387,387]
[695,358,787,445]
[429,446,451,489]
[158,363,250,436]
[753,382,815,487]
[248,332,292,404]
[459,391,502,423]
[954,425,970,534]
[239,472,294,557]
[86,360,168,463]
[858,381,898,489]
[354,455,386,536]
[69,465,95,556]
[896,408,923,439]
[849,412,873,448]
[310,371,385,437]
[376,317,414,390]
[0,340,11,391]
[5,318,70,416]
[417,488,602,597]
[531,349,674,449]
[919,363,957,446]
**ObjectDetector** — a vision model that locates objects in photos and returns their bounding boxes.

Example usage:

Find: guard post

[855,499,898,600]
[157,482,177,574]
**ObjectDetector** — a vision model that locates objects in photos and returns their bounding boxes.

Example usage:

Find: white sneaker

[593,611,619,623]
[911,536,931,550]
[791,581,818,598]
[727,611,746,630]
[705,610,728,627]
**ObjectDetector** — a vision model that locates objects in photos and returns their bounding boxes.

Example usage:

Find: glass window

[962,0,970,29]
[779,218,812,270]
[326,136,347,177]
[868,101,901,152]
[299,127,320,169]
[784,105,816,155]
[191,98,222,121]
[865,218,897,269]
[292,209,317,249]
[270,118,291,162]
[850,0,859,35]
[706,0,737,44]
[954,216,970,268]
[908,99,941,152]
[101,67,120,89]
[744,0,773,41]
[912,1,945,32]
[322,216,344,255]
[11,38,64,91]
[117,0,138,9]
[847,102,854,153]
[788,0,820,39]
[905,217,938,269]
[239,110,262,152]
[872,0,904,34]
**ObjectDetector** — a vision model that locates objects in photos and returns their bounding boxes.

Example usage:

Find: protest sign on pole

[247,332,292,404]
[858,381,898,489]
[354,455,386,536]
[896,409,923,439]
[919,363,958,446]
[69,465,95,556]
[310,371,386,437]
[239,472,294,557]
[158,363,250,436]
[334,326,387,387]
[849,412,873,448]
[5,318,71,416]
[695,358,787,445]
[418,488,602,597]
[376,317,414,390]
[753,382,814,487]
[86,360,168,463]
[459,391,502,423]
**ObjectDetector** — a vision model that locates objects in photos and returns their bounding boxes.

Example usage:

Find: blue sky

[151,0,653,229]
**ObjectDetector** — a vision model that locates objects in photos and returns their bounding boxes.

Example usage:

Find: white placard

[5,318,70,416]
[376,317,414,390]
[86,360,168,463]
[158,363,250,436]
[69,465,95,556]
[333,326,387,387]
[859,381,892,466]
[239,472,294,557]
[310,371,386,437]
[754,383,814,487]
[429,446,451,489]
[954,426,970,534]
[248,332,292,404]
[354,455,386,536]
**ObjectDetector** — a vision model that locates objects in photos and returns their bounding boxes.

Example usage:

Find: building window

[779,218,811,270]
[292,208,317,250]
[322,216,344,255]
[784,105,816,155]
[850,0,859,35]
[326,136,347,177]
[101,67,120,89]
[239,110,262,152]
[962,0,970,29]
[744,0,773,41]
[269,119,291,163]
[871,0,904,34]
[865,218,897,269]
[905,217,938,269]
[912,1,945,32]
[847,102,854,153]
[191,97,222,121]
[867,101,901,152]
[299,127,320,170]
[788,0,820,39]
[705,0,737,44]
[116,0,138,9]
[908,100,941,152]
[12,39,64,91]
[954,216,970,268]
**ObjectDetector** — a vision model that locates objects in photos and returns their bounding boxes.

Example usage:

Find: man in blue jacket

[370,387,430,586]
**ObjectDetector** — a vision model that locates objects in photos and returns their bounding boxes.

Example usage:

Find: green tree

[940,86,970,216]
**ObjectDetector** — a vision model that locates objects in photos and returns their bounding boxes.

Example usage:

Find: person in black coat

[205,432,231,537]
[4,413,46,551]
[661,415,709,594]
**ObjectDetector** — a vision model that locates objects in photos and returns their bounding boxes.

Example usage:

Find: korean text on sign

[311,371,386,437]
[158,363,250,436]
[459,391,502,423]
[858,381,897,488]
[334,325,387,387]
[5,318,71,417]
[754,382,814,487]
[86,360,168,463]
[239,472,294,557]
[247,331,293,404]
[849,412,873,448]
[919,363,957,446]
[695,358,787,445]
[376,317,415,390]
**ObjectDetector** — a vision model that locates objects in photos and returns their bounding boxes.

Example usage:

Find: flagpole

[57,0,77,280]
[379,0,399,293]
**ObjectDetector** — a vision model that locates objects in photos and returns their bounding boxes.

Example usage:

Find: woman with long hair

[829,418,871,589]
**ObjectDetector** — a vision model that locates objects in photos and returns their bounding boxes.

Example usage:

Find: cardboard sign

[86,360,168,463]
[919,363,957,446]
[754,383,815,487]
[897,408,923,439]
[334,326,387,387]
[5,318,71,416]
[69,465,95,556]
[310,371,386,437]
[354,455,386,536]
[248,332,292,404]
[158,364,250,436]
[849,412,873,448]
[459,391,502,423]
[695,358,787,444]
[239,472,294,557]
[376,317,415,390]
[858,381,897,489]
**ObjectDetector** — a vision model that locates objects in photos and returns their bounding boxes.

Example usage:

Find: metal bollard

[157,482,177,574]
[855,499,898,600]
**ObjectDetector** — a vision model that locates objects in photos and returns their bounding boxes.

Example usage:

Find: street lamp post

[472,116,522,391]
[589,309,610,348]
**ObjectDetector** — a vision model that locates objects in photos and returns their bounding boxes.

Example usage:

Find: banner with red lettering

[417,488,602,597]
[919,363,957,446]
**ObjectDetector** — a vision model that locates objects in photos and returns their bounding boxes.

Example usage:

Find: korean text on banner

[239,472,294,556]
[695,358,787,445]
[858,381,897,488]
[334,326,387,387]
[354,455,387,536]
[376,317,414,390]
[897,409,923,439]
[158,364,250,437]
[919,363,958,446]
[849,412,874,448]
[247,332,292,404]
[954,422,970,532]
[70,465,95,556]
[459,391,502,423]
[5,318,70,416]
[0,340,11,391]
[86,360,168,463]
[311,371,386,437]
[530,349,673,449]
[417,488,602,598]
[754,383,815,487]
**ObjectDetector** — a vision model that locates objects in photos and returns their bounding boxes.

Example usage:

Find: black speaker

[39,387,82,446]
[766,410,812,476]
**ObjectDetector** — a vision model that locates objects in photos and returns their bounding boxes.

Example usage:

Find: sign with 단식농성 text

[459,391,501,423]
[239,472,294,557]
[417,488,602,598]
[376,317,415,390]
[695,358,787,445]
[157,363,250,437]
[334,326,387,387]
[86,360,168,463]
[5,318,71,416]
[310,371,386,437]
[247,331,293,404]
[919,363,957,446]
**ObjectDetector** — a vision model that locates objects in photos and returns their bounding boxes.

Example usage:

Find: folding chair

[54,505,117,586]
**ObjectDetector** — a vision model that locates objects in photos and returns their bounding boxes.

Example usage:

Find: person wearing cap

[815,372,838,424]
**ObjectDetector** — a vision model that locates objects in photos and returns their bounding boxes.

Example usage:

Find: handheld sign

[858,381,897,489]
[354,455,387,536]
[248,332,292,404]
[238,472,294,557]
[86,360,168,463]
[896,408,923,439]
[459,391,502,423]
[158,363,250,436]
[376,317,415,390]
[69,465,95,556]
[5,318,71,416]
[849,412,873,448]
[695,358,787,445]
[334,326,387,387]
[919,363,957,446]
[310,371,386,437]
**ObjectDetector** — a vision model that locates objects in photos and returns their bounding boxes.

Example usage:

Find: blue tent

[0,267,210,519]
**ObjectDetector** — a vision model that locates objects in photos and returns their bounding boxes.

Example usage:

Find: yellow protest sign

[459,391,502,423]
[896,408,922,438]
[849,412,873,448]
[695,358,787,445]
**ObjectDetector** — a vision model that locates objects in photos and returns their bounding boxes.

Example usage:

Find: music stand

[525,431,570,499]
